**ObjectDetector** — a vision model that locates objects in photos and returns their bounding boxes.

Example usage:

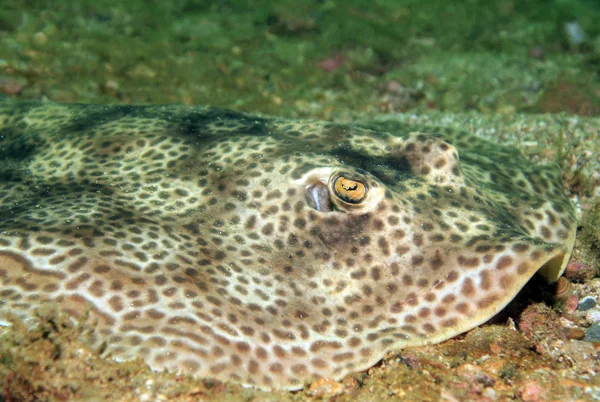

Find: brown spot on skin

[441,318,458,328]
[386,283,398,294]
[43,284,59,292]
[347,337,361,347]
[108,296,124,312]
[146,309,165,320]
[392,229,405,239]
[441,294,456,304]
[291,364,307,375]
[255,347,268,360]
[458,255,479,268]
[210,363,227,374]
[370,266,381,281]
[495,255,513,270]
[455,302,470,314]
[540,226,552,239]
[261,223,274,235]
[332,352,354,362]
[248,360,260,374]
[517,262,530,275]
[291,346,307,356]
[230,354,242,367]
[412,255,424,266]
[245,215,257,230]
[66,257,88,273]
[48,255,67,265]
[434,307,447,317]
[395,246,410,256]
[404,315,417,324]
[311,358,327,368]
[269,363,283,374]
[310,341,342,353]
[406,293,419,306]
[512,243,529,253]
[499,275,514,288]
[236,342,251,353]
[429,252,444,270]
[446,271,459,282]
[413,233,423,247]
[88,280,105,297]
[273,345,286,358]
[480,270,492,290]
[461,278,476,297]
[260,332,271,344]
[351,269,366,279]
[212,347,224,357]
[377,237,390,256]
[434,158,447,168]
[477,294,500,308]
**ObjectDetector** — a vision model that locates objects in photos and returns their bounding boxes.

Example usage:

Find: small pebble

[307,377,343,397]
[528,46,545,60]
[564,261,596,282]
[33,32,48,46]
[0,78,26,95]
[318,55,344,72]
[565,327,586,340]
[564,22,587,47]
[483,387,497,400]
[517,380,545,402]
[578,296,596,311]
[104,80,119,91]
[587,310,600,323]
[385,80,404,93]
[583,323,600,342]
[565,295,579,314]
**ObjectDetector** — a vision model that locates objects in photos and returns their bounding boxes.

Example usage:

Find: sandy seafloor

[0,1,600,401]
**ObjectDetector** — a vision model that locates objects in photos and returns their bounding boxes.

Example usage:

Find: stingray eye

[333,175,368,204]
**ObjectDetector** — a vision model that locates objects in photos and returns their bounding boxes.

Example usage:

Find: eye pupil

[342,181,358,191]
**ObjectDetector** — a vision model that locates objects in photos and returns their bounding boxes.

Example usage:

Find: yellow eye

[333,176,368,204]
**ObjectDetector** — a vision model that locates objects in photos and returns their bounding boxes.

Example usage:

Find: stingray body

[0,101,576,390]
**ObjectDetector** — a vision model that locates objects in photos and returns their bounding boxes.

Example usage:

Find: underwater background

[1,0,600,401]
[2,0,600,118]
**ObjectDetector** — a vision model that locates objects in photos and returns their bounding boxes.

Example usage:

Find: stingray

[0,101,576,390]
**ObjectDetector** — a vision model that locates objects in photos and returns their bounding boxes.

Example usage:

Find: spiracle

[555,276,573,299]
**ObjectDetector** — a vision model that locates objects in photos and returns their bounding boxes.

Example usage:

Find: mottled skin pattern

[0,101,576,390]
